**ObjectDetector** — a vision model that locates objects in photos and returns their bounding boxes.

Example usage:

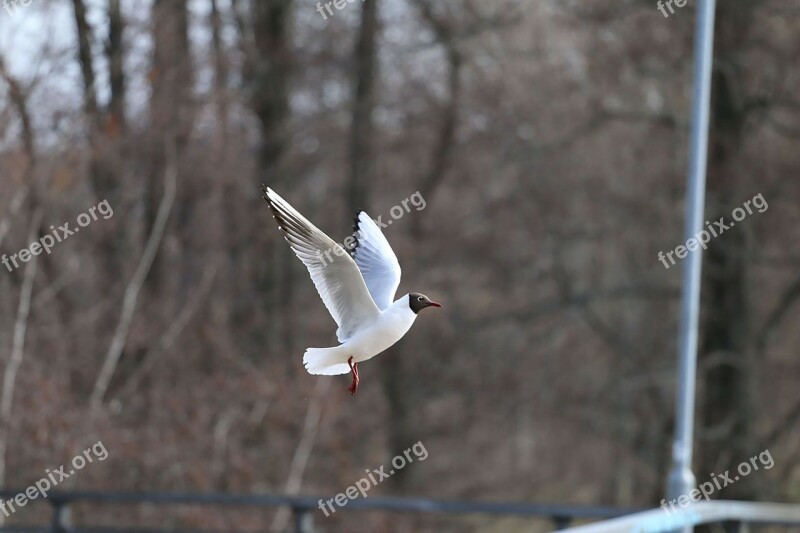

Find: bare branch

[270,379,331,531]
[71,0,99,122]
[90,143,178,410]
[0,55,36,165]
[764,398,800,450]
[409,0,463,235]
[113,264,217,400]
[755,274,800,354]
[230,0,257,85]
[0,187,29,249]
[468,282,679,329]
[0,211,40,508]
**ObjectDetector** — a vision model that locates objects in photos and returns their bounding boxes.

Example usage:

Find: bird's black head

[408,293,442,314]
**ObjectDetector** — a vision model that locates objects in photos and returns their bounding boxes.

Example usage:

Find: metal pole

[51,500,70,533]
[293,506,314,533]
[666,0,717,529]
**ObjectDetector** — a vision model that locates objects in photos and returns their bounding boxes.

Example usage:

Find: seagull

[261,186,442,395]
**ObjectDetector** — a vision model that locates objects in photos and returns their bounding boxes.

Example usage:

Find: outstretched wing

[351,211,402,310]
[262,187,381,342]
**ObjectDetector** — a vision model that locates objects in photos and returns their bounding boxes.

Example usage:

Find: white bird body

[261,187,441,394]
[303,294,417,375]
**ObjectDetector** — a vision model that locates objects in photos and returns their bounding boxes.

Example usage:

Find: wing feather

[262,187,381,342]
[351,211,402,310]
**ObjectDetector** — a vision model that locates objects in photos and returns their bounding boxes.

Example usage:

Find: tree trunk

[347,0,379,218]
[146,0,192,293]
[249,0,295,351]
[107,0,126,134]
[698,1,758,501]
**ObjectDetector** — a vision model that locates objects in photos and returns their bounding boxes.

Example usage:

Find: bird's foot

[347,357,360,395]
[348,376,359,395]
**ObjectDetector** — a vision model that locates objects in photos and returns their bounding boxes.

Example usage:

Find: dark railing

[3,491,797,532]
[0,490,639,532]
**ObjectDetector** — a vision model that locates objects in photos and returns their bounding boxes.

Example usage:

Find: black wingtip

[350,212,365,257]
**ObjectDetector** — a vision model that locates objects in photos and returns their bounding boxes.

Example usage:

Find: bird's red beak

[428,301,442,308]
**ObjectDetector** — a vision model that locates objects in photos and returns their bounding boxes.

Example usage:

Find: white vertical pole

[666,1,717,532]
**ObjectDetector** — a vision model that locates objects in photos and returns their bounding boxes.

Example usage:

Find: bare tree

[90,146,177,409]
[0,213,40,526]
[347,0,380,217]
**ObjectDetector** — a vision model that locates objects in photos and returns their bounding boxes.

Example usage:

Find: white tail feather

[303,347,350,375]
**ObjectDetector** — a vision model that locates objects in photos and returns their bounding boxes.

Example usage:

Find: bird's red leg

[347,356,360,395]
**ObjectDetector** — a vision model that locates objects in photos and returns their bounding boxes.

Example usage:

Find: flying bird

[261,186,441,395]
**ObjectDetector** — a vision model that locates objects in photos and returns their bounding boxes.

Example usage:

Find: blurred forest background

[0,0,799,531]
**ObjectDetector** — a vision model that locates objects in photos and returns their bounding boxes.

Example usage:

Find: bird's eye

[417,297,424,301]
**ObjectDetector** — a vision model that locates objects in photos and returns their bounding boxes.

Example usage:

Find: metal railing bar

[559,501,800,533]
[0,490,639,518]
